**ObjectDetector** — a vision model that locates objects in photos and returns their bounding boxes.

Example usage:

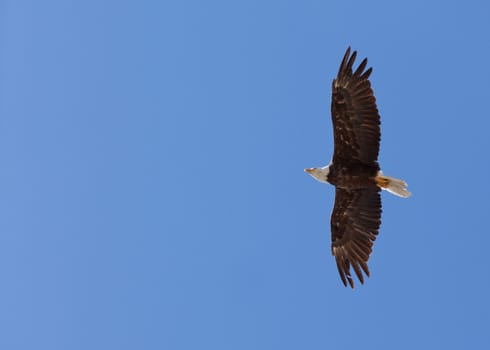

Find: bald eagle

[305,47,411,288]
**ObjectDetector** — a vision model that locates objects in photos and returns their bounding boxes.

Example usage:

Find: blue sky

[1,1,490,349]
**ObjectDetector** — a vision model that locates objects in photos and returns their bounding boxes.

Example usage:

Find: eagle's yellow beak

[304,168,314,174]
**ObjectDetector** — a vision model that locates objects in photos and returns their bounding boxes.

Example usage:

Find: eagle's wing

[331,47,380,164]
[331,187,382,288]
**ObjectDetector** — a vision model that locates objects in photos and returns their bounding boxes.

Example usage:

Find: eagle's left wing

[331,47,381,165]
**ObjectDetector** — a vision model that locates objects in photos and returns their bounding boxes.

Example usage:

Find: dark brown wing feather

[331,187,382,288]
[331,47,380,164]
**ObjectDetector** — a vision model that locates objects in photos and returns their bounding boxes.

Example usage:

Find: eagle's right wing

[331,187,382,288]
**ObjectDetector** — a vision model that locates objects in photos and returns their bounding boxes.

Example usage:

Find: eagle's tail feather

[376,172,411,198]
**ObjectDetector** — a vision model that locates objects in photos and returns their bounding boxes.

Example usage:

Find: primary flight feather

[305,47,411,289]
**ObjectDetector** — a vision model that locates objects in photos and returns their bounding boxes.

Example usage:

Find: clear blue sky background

[1,1,489,349]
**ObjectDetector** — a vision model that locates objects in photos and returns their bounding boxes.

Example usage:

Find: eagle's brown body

[327,162,379,189]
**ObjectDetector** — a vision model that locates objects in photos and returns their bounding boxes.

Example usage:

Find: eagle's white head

[304,165,330,183]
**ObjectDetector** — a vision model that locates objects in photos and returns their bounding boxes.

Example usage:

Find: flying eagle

[305,47,411,288]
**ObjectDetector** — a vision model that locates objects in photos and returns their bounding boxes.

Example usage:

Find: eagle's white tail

[376,171,411,198]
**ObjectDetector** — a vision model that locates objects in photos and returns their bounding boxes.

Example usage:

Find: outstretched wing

[331,47,380,164]
[331,187,382,288]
